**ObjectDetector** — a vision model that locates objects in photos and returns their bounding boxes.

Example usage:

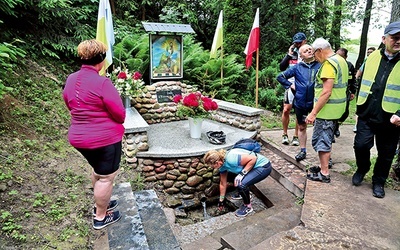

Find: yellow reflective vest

[314,54,348,119]
[357,50,400,113]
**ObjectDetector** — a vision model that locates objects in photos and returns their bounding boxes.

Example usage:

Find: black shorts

[76,141,122,175]
[295,107,312,125]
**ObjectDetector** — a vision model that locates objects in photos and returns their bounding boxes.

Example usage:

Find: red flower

[117,72,127,79]
[202,97,218,111]
[173,95,182,103]
[133,71,142,80]
[183,93,199,107]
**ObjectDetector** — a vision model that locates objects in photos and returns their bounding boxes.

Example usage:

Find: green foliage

[223,0,253,56]
[130,172,146,191]
[113,33,149,76]
[1,210,26,241]
[0,0,23,17]
[0,40,26,98]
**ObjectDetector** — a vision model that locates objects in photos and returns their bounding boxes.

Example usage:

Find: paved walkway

[257,124,400,249]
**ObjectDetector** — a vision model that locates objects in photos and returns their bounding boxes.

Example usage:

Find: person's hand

[390,114,400,126]
[217,200,225,211]
[234,173,244,187]
[350,93,355,101]
[305,113,316,124]
[288,44,295,55]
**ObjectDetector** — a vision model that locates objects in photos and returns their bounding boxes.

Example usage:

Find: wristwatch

[241,169,248,175]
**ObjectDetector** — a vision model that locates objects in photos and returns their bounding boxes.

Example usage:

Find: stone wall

[124,81,263,206]
[132,81,193,124]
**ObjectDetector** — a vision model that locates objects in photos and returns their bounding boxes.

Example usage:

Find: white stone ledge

[216,99,264,117]
[123,107,149,133]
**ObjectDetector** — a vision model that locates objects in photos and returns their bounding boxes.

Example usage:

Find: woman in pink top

[63,39,126,230]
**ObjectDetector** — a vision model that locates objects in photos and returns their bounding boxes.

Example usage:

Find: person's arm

[102,79,126,124]
[234,153,258,187]
[239,153,257,173]
[305,78,334,124]
[219,172,228,200]
[279,45,296,71]
[277,67,296,90]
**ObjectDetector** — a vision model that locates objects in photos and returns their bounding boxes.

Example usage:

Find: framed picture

[150,34,183,80]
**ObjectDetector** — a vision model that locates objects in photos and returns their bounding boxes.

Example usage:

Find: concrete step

[134,190,180,250]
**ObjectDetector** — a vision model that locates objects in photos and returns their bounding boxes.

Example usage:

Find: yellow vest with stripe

[357,50,400,113]
[314,54,348,119]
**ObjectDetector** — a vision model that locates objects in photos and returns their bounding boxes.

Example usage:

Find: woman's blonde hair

[203,149,226,165]
[77,39,107,65]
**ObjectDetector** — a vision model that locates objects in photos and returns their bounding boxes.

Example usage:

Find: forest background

[0,0,399,249]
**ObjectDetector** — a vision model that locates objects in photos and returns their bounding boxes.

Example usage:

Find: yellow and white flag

[96,0,114,75]
[210,10,223,59]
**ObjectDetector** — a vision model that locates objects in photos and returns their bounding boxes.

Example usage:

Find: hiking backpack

[232,138,261,153]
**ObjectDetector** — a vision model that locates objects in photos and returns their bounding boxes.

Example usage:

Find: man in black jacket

[352,21,400,198]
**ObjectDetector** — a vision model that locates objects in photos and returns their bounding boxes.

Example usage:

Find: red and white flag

[244,8,260,69]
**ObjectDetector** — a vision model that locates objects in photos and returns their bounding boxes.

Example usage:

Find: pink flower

[117,72,127,79]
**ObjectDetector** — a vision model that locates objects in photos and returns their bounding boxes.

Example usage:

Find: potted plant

[173,92,218,138]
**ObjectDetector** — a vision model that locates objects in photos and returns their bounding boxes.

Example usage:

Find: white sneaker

[282,134,289,145]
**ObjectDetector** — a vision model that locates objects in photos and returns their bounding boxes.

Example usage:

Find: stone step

[107,182,149,250]
[180,177,302,250]
[134,190,180,250]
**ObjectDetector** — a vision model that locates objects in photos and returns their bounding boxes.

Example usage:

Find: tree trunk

[390,0,400,22]
[355,0,373,70]
[330,0,342,51]
[314,0,328,38]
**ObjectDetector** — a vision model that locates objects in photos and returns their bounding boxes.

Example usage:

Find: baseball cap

[384,21,400,35]
[293,32,307,43]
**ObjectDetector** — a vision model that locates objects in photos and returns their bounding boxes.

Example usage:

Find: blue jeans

[237,162,272,204]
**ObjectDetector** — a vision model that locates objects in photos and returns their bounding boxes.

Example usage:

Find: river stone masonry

[123,81,263,207]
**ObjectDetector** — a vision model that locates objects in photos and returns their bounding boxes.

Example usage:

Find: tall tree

[390,0,400,22]
[314,0,329,38]
[330,0,342,51]
[355,0,373,70]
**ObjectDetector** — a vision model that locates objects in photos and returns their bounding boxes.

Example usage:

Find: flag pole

[255,48,259,108]
[221,45,224,85]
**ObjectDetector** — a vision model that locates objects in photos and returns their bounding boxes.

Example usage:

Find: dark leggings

[237,162,272,204]
[76,141,122,175]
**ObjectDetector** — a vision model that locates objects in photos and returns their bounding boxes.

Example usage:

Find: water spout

[200,196,210,220]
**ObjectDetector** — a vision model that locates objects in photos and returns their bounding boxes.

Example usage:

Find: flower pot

[188,117,203,139]
[122,96,131,109]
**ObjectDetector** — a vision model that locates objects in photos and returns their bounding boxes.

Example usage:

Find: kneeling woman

[203,148,272,217]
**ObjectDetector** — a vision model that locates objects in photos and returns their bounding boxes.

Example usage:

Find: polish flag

[244,8,260,69]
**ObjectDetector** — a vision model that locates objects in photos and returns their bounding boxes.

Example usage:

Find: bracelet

[219,195,225,200]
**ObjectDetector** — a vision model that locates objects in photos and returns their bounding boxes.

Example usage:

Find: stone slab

[134,190,180,250]
[107,182,149,250]
[124,107,149,133]
[136,119,256,158]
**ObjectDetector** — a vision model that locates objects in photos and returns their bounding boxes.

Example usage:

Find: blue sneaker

[235,205,253,217]
[93,210,121,230]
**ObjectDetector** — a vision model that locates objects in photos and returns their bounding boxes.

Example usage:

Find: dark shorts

[294,107,312,125]
[76,141,122,175]
[311,119,337,152]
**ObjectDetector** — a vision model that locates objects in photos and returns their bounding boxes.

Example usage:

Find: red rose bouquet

[173,92,218,119]
[108,67,144,98]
